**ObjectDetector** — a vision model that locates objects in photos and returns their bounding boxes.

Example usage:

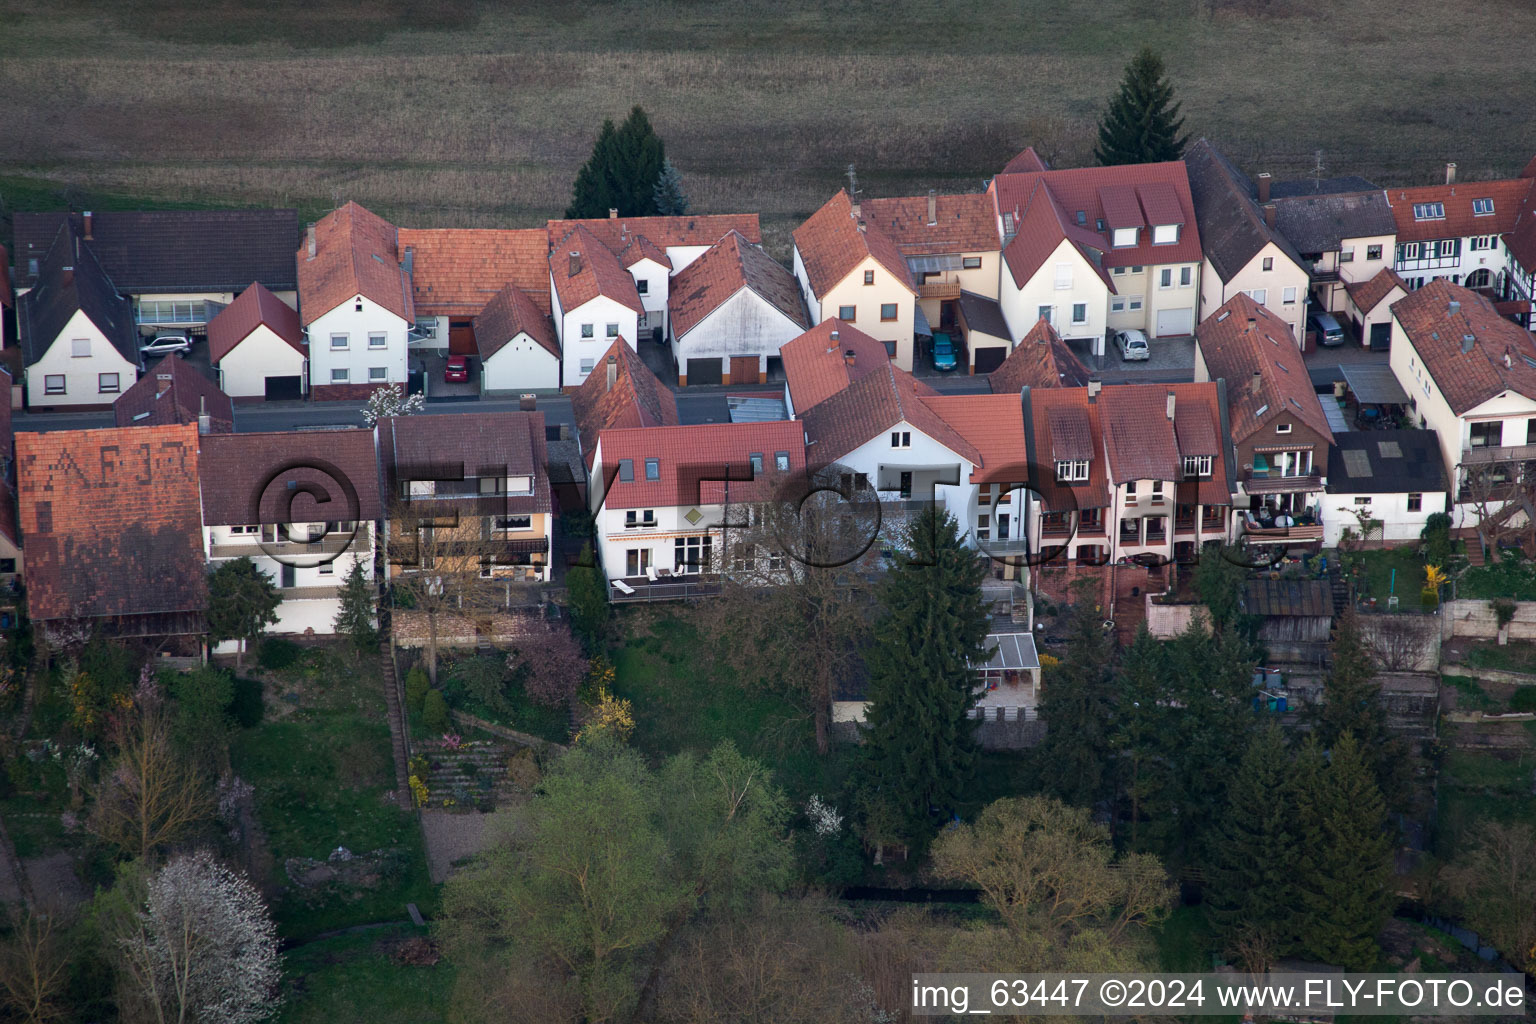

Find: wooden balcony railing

[1462,443,1536,465]
[917,281,963,301]
[1242,522,1324,543]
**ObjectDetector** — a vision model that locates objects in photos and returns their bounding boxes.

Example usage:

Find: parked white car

[141,334,192,356]
[1115,329,1149,361]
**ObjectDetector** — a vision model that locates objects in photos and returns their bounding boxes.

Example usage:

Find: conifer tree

[1293,732,1394,969]
[565,118,623,219]
[861,506,990,843]
[1112,625,1171,851]
[567,107,668,219]
[1205,724,1300,959]
[651,158,690,216]
[1313,608,1408,805]
[1036,584,1117,809]
[206,557,281,670]
[333,559,377,649]
[1094,48,1189,165]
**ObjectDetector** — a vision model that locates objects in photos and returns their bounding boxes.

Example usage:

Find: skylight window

[1216,311,1231,322]
[1254,404,1269,417]
[1472,198,1495,216]
[1076,210,1087,225]
[1413,202,1446,221]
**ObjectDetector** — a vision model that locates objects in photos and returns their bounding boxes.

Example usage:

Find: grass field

[3,0,1535,251]
[276,924,455,1024]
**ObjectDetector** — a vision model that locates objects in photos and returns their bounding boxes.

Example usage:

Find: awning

[971,631,1040,672]
[907,254,963,274]
[727,396,788,423]
[914,302,932,338]
[1316,391,1350,434]
[1340,363,1409,405]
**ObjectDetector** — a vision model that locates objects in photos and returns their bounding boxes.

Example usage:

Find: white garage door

[1155,307,1194,337]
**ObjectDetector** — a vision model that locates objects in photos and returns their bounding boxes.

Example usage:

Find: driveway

[1073,333,1197,384]
[415,352,480,400]
[142,335,218,384]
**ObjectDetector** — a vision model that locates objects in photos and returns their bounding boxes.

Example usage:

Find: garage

[683,357,722,387]
[1155,307,1194,337]
[728,355,760,385]
[264,375,303,401]
[449,321,476,355]
[1368,322,1391,350]
[972,346,1007,374]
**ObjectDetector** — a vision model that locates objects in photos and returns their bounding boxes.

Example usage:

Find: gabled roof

[792,190,915,298]
[988,316,1091,394]
[1385,178,1534,243]
[1267,175,1381,199]
[1326,429,1446,496]
[597,420,806,508]
[620,233,671,271]
[474,283,559,362]
[1498,175,1536,274]
[297,202,413,326]
[0,366,15,549]
[1196,293,1334,445]
[17,424,207,624]
[12,209,299,293]
[1271,190,1396,254]
[396,227,551,318]
[1344,268,1408,314]
[207,281,303,363]
[1100,382,1232,505]
[999,178,1115,291]
[1023,386,1111,510]
[779,319,891,414]
[382,411,551,516]
[957,290,1010,341]
[1182,138,1305,282]
[570,339,679,468]
[550,225,644,316]
[198,428,383,527]
[1000,147,1050,174]
[17,222,138,369]
[668,231,808,340]
[1391,281,1536,414]
[799,363,978,469]
[545,214,761,255]
[859,193,1000,255]
[113,355,234,433]
[991,160,1203,278]
[921,393,1026,483]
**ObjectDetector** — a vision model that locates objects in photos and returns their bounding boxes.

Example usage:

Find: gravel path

[420,803,527,884]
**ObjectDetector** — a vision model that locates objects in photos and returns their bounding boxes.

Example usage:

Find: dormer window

[1472,198,1495,216]
[1112,227,1139,248]
[1055,459,1089,482]
[1182,454,1213,479]
[1413,202,1445,221]
[1152,224,1179,245]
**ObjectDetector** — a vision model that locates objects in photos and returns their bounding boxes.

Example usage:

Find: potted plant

[1491,598,1517,646]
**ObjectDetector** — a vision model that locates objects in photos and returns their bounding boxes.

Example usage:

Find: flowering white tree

[360,386,425,427]
[805,794,843,837]
[116,850,282,1024]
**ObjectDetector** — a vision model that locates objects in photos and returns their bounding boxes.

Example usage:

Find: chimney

[1086,378,1102,402]
[197,395,211,436]
[850,201,861,220]
[568,250,582,277]
[1246,317,1256,331]
[605,353,617,393]
[1250,371,1262,396]
[83,210,93,240]
[1166,391,1176,421]
[402,245,414,276]
[608,208,618,219]
[156,372,173,396]
[1504,347,1513,369]
[1256,173,1271,204]
[844,349,856,367]
[1262,203,1277,230]
[927,189,937,227]
[830,329,840,342]
[1449,300,1461,315]
[306,223,317,259]
[1446,161,1458,185]
[1461,334,1475,354]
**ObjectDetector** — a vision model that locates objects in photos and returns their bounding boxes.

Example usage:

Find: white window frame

[1182,454,1213,478]
[1152,224,1179,245]
[1413,202,1445,220]
[368,366,388,381]
[1276,422,1293,434]
[1112,227,1138,248]
[330,334,349,350]
[1054,459,1089,482]
[1180,266,1192,287]
[1110,296,1126,313]
[1282,287,1298,305]
[580,323,594,339]
[1472,198,1494,216]
[331,368,349,383]
[1339,248,1355,263]
[579,358,595,374]
[1159,268,1173,289]
[606,323,620,338]
[890,431,911,449]
[1054,263,1073,289]
[1127,295,1144,311]
[71,338,91,358]
[1071,303,1087,325]
[1247,288,1268,305]
[1037,305,1053,324]
[368,332,387,349]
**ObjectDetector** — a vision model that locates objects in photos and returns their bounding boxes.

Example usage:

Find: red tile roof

[799,363,979,469]
[620,233,671,271]
[397,227,552,318]
[550,225,643,316]
[113,355,235,434]
[859,193,1000,255]
[207,281,303,364]
[668,231,808,341]
[198,428,383,526]
[792,191,915,298]
[17,424,207,623]
[1025,387,1111,510]
[1385,179,1534,243]
[1000,146,1050,174]
[298,202,413,326]
[546,214,761,255]
[1504,185,1536,274]
[1344,268,1408,314]
[999,178,1117,291]
[597,420,806,507]
[570,339,679,468]
[988,317,1091,393]
[921,393,1027,483]
[1391,281,1536,414]
[1100,382,1231,505]
[474,283,559,362]
[1196,293,1334,445]
[991,162,1203,279]
[779,320,891,414]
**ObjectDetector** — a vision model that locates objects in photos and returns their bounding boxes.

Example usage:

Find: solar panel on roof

[1377,440,1402,458]
[1341,449,1372,477]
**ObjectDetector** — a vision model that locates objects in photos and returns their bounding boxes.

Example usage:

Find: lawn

[1459,556,1536,602]
[1462,641,1536,675]
[1433,747,1536,856]
[276,925,455,1024]
[230,645,436,942]
[1347,547,1429,609]
[3,0,1536,244]
[431,651,570,746]
[1154,904,1219,972]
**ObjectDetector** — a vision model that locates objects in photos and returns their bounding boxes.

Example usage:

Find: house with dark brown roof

[205,281,306,401]
[955,290,1013,374]
[666,231,808,386]
[114,354,235,434]
[550,225,644,388]
[1323,430,1448,549]
[1196,293,1333,547]
[17,423,207,641]
[381,411,554,584]
[17,222,142,411]
[1387,281,1536,542]
[988,317,1090,395]
[474,283,561,393]
[12,208,300,334]
[570,339,680,471]
[1265,180,1396,327]
[298,202,414,401]
[199,427,383,641]
[792,191,920,372]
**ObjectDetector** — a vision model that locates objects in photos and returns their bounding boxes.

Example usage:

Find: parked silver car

[1115,329,1150,361]
[140,334,192,356]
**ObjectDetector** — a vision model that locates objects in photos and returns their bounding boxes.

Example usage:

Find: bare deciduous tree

[1458,461,1536,557]
[1443,821,1536,973]
[1363,613,1434,672]
[509,625,589,708]
[0,909,72,1024]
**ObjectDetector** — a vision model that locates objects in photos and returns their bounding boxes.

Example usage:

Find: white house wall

[218,324,307,398]
[27,309,139,408]
[1198,243,1308,344]
[559,295,639,386]
[671,287,806,379]
[482,334,561,392]
[628,257,670,336]
[1322,489,1447,548]
[306,295,409,388]
[999,239,1108,354]
[814,256,916,372]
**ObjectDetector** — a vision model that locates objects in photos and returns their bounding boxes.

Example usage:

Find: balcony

[1243,473,1323,495]
[210,534,358,560]
[135,298,224,326]
[878,493,945,514]
[917,281,963,301]
[1462,443,1536,465]
[278,585,342,601]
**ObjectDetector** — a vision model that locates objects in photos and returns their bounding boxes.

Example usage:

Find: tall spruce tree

[861,506,990,843]
[1293,732,1394,969]
[1094,48,1189,166]
[1112,625,1172,852]
[651,158,690,216]
[565,107,668,219]
[1205,724,1300,960]
[1036,585,1117,809]
[1313,608,1408,806]
[332,559,377,650]
[566,118,623,219]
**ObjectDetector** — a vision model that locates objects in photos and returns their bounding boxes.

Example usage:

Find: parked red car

[444,355,469,382]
